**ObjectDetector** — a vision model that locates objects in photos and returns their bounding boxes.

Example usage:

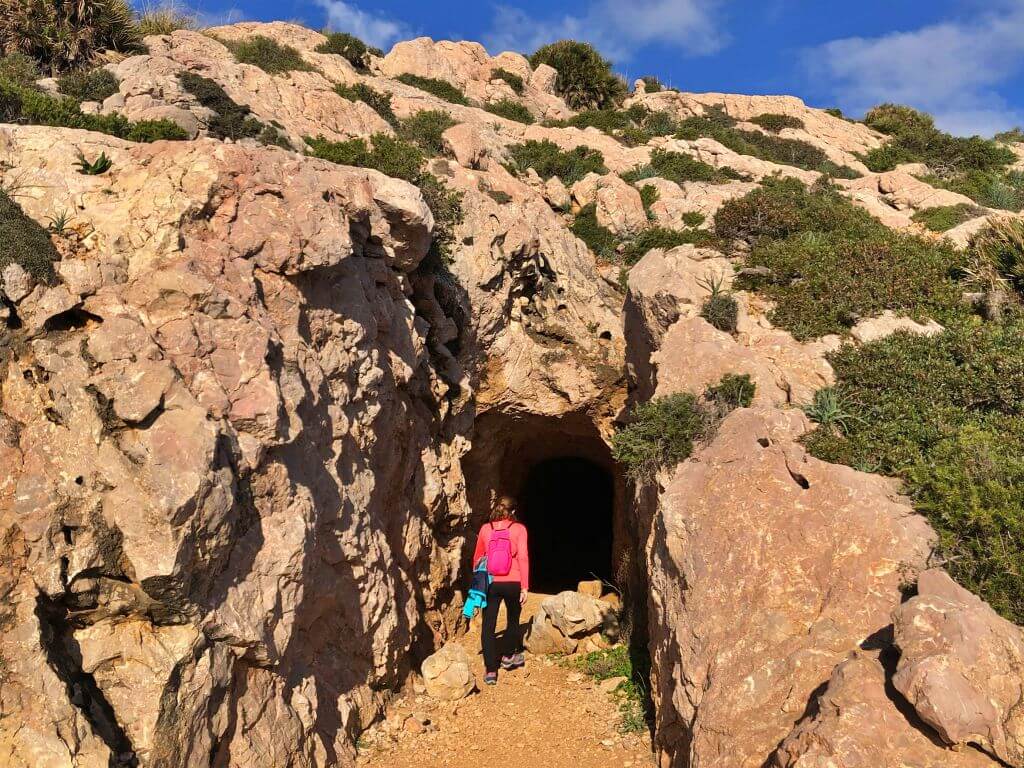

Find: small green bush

[487,189,512,204]
[491,67,524,94]
[824,107,845,119]
[639,184,658,219]
[698,273,738,333]
[571,645,652,735]
[622,227,709,265]
[57,67,119,102]
[334,82,398,128]
[0,53,39,87]
[0,189,59,283]
[714,176,877,243]
[921,170,1024,212]
[504,139,607,185]
[681,211,705,228]
[484,98,534,124]
[314,31,381,71]
[224,35,313,75]
[640,75,662,93]
[749,113,803,132]
[623,148,742,186]
[305,133,424,182]
[995,127,1024,144]
[395,73,469,105]
[0,80,23,122]
[805,320,1024,623]
[612,392,705,478]
[125,118,188,142]
[706,373,755,409]
[802,387,861,435]
[529,40,625,110]
[398,109,456,155]
[418,173,464,264]
[571,203,619,260]
[554,105,676,147]
[911,203,983,232]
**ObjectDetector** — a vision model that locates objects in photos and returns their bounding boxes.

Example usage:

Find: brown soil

[356,593,656,768]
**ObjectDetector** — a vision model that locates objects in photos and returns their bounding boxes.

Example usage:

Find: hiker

[472,494,529,685]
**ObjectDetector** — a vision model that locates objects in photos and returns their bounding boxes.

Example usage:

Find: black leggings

[481,581,523,672]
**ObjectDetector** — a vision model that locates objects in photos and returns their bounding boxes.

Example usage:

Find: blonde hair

[489,494,518,523]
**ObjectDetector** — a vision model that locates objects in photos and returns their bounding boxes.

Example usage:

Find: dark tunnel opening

[519,456,614,593]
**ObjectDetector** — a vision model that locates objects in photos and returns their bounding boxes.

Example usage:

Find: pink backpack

[486,524,514,576]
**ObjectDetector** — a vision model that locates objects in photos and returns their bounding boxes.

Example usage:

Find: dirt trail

[357,593,656,768]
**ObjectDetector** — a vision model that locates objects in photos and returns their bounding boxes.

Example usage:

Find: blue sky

[190,0,1024,136]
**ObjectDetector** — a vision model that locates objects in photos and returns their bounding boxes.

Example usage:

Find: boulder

[526,591,618,654]
[577,579,603,598]
[893,569,1024,765]
[421,642,476,701]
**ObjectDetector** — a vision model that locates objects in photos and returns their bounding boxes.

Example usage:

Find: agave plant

[0,0,143,75]
[75,149,112,175]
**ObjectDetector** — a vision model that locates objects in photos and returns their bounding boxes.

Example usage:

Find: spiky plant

[970,216,1024,297]
[697,271,739,333]
[803,387,861,435]
[74,149,112,174]
[46,209,73,233]
[136,0,198,36]
[0,0,143,75]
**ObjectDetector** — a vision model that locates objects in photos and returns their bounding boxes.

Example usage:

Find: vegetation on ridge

[0,189,60,283]
[529,40,625,111]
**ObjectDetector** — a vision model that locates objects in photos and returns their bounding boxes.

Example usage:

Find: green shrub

[223,35,313,74]
[398,109,456,155]
[57,67,119,102]
[622,227,709,265]
[504,139,607,185]
[862,103,1015,181]
[178,72,283,145]
[698,272,738,332]
[612,392,705,478]
[0,52,39,87]
[921,169,1024,212]
[136,1,199,35]
[125,118,187,142]
[970,217,1024,295]
[639,184,658,219]
[749,113,804,132]
[314,31,381,71]
[486,189,512,204]
[334,82,398,128]
[802,387,861,434]
[395,73,468,105]
[613,372,751,479]
[640,75,662,93]
[714,176,877,243]
[484,98,534,124]
[529,40,626,110]
[681,211,705,228]
[554,105,676,147]
[418,173,464,264]
[911,203,983,232]
[705,373,755,409]
[491,67,524,95]
[995,127,1024,144]
[0,189,59,283]
[571,203,619,260]
[744,229,965,340]
[305,133,424,182]
[677,107,857,177]
[0,0,143,75]
[824,107,845,119]
[805,320,1024,623]
[0,79,22,121]
[624,147,742,186]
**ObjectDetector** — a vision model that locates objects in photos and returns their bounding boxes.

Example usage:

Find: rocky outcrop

[893,569,1024,765]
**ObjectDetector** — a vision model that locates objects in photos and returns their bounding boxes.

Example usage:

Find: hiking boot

[500,653,525,670]
[484,672,498,685]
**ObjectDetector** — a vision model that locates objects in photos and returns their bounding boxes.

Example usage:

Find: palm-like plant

[0,0,143,75]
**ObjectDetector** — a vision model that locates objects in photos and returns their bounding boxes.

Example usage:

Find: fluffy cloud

[484,0,729,62]
[808,2,1024,136]
[311,0,410,49]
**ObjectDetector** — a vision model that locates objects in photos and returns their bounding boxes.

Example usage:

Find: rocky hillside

[2,19,1024,768]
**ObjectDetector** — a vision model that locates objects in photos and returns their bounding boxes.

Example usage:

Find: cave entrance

[463,412,628,596]
[520,456,614,593]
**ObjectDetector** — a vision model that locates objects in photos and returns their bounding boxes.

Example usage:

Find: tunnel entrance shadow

[520,456,614,593]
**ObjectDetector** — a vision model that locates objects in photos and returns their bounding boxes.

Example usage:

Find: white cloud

[807,2,1024,136]
[484,0,729,62]
[311,0,409,50]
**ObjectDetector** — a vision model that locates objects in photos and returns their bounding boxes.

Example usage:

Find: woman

[471,494,529,685]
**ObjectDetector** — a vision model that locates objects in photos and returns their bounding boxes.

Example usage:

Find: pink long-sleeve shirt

[472,520,529,591]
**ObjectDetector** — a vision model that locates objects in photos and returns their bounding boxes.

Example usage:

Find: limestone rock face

[0,126,469,768]
[893,569,1024,765]
[421,642,476,700]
